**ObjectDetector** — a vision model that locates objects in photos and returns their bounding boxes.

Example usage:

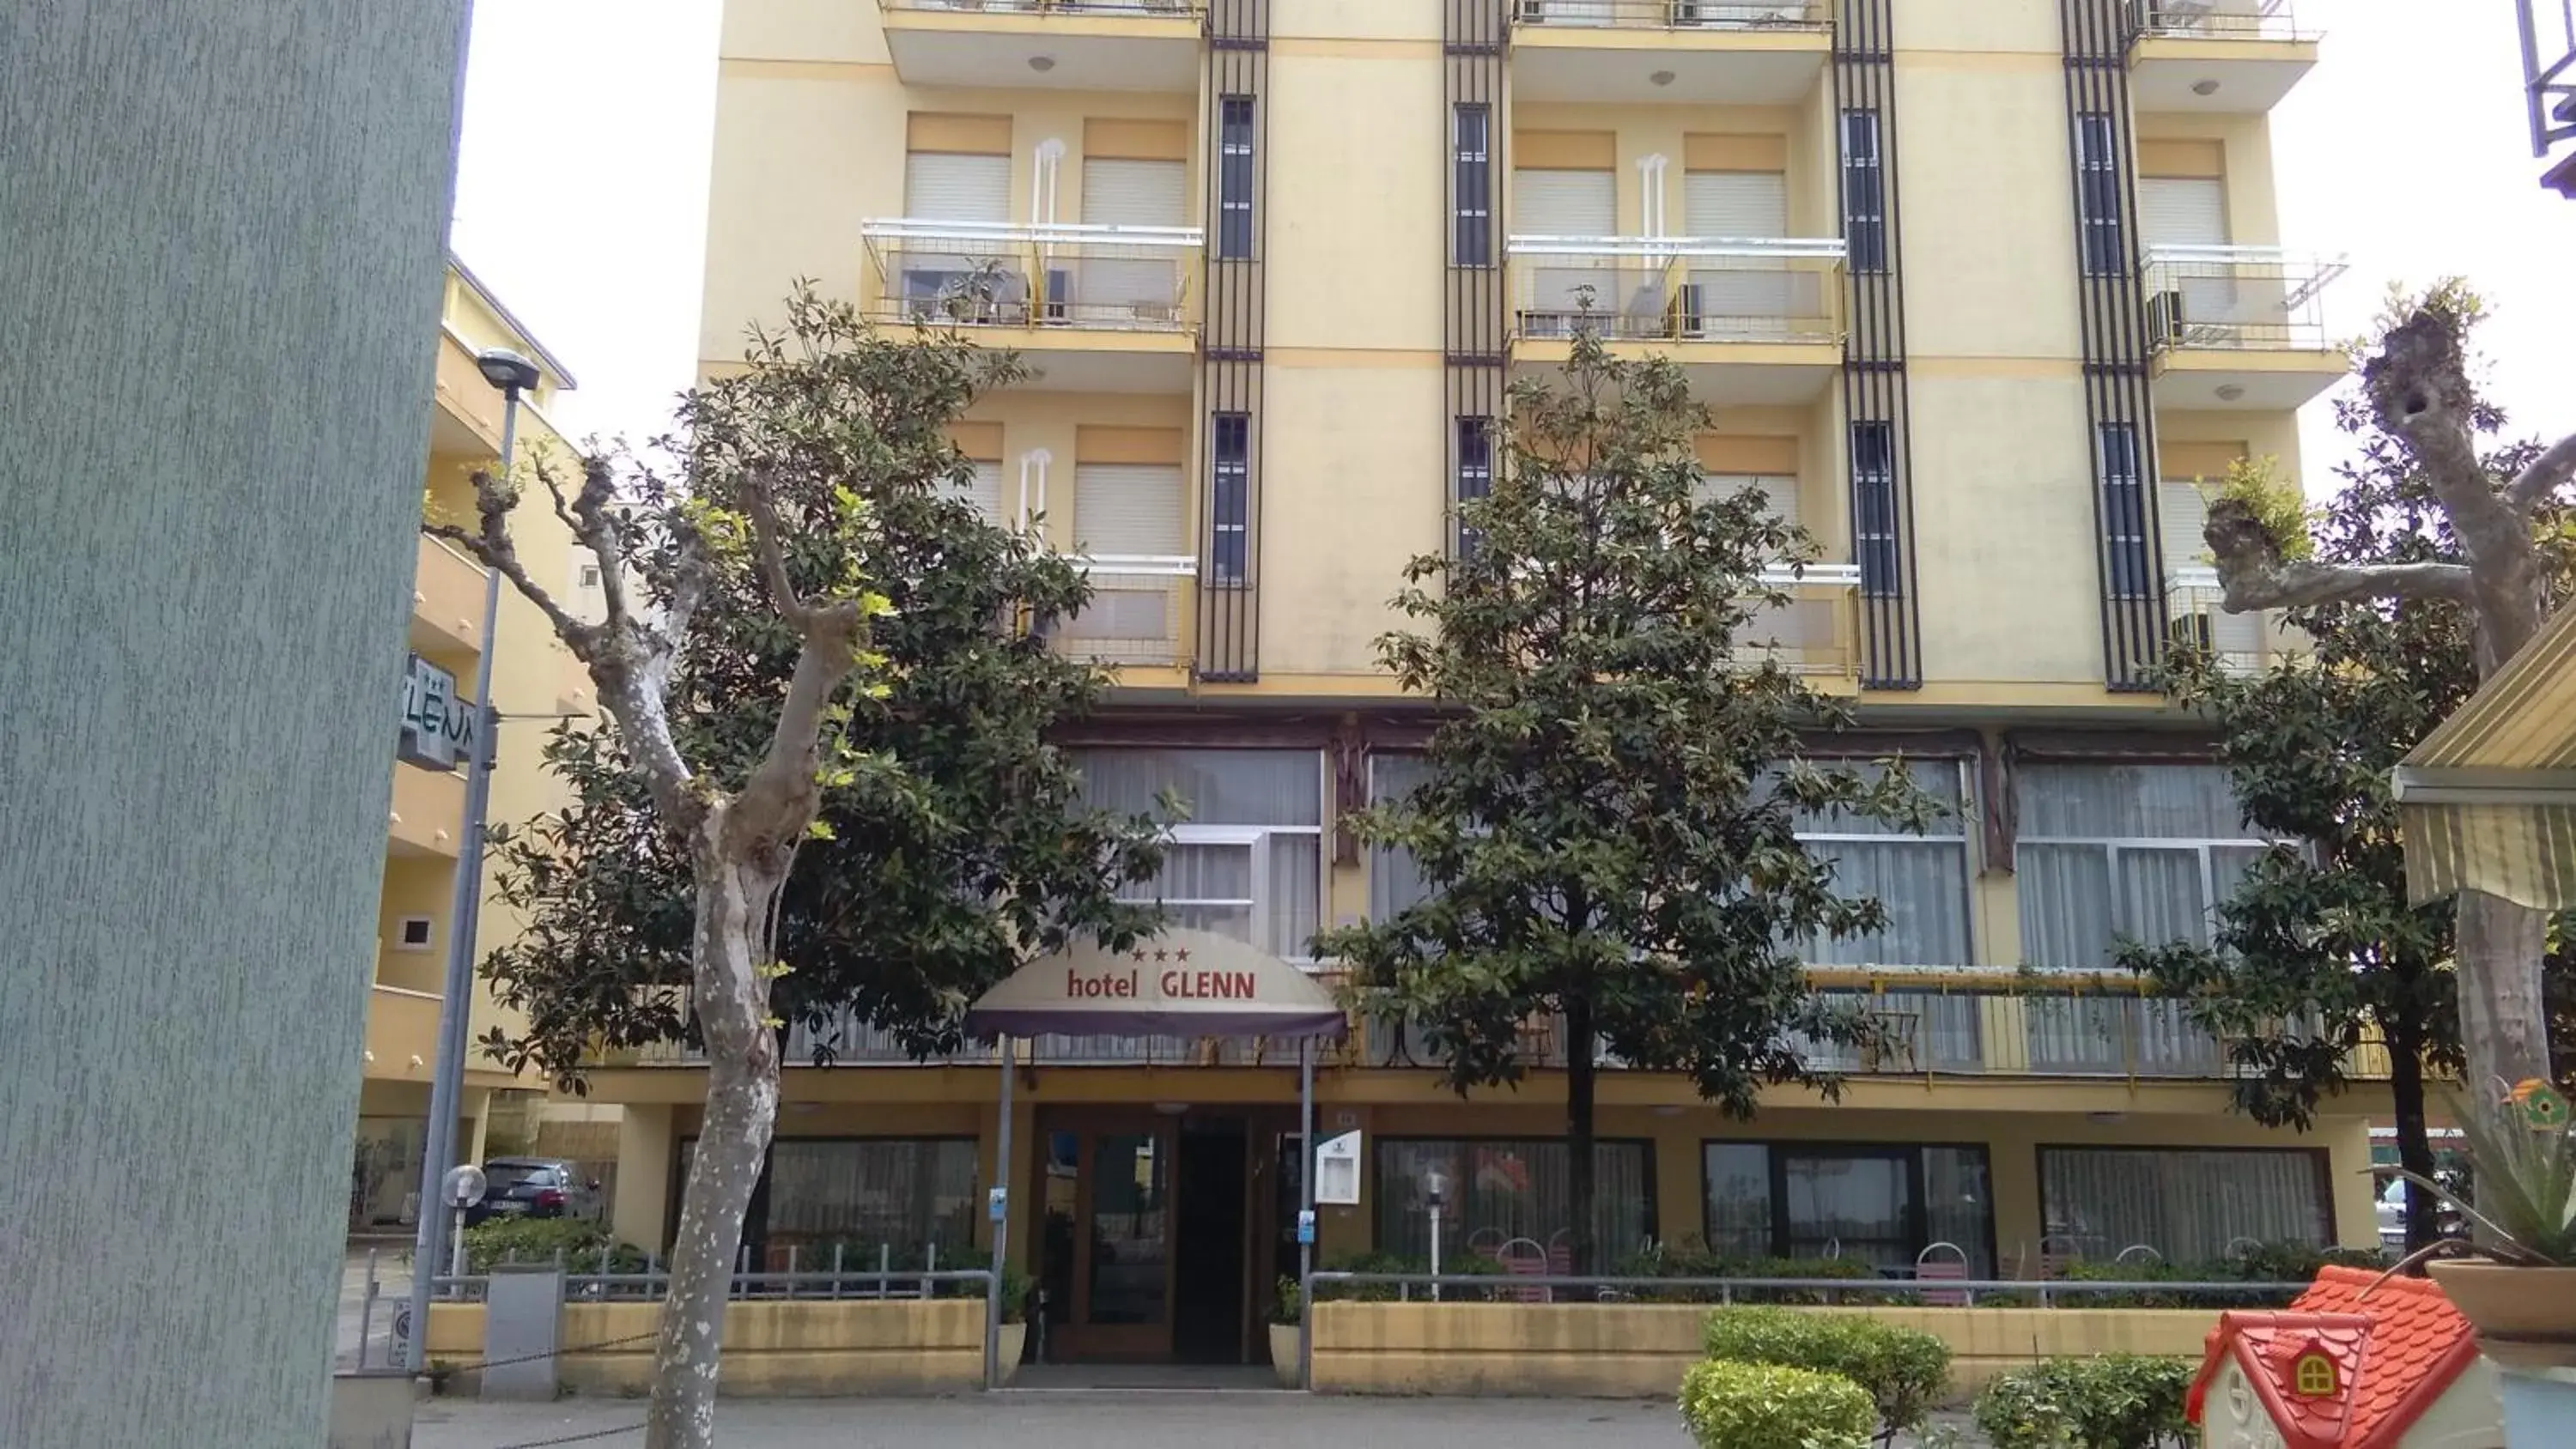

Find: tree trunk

[2385,1013,2441,1262]
[645,835,785,1449]
[1563,995,1597,1281]
[2458,891,2552,1098]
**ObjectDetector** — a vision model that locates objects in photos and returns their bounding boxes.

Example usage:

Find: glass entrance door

[1779,1148,1919,1275]
[1039,1115,1179,1361]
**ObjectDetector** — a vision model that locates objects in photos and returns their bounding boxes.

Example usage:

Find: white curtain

[1075,748,1321,824]
[1791,760,1973,968]
[2040,1148,2328,1264]
[1368,753,1437,919]
[1376,1138,1653,1264]
[1075,749,1322,959]
[726,1138,981,1262]
[2015,764,2269,968]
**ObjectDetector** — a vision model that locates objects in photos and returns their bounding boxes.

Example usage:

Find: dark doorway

[1172,1117,1249,1364]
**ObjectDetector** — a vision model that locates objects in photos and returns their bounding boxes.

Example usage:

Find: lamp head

[475,347,542,397]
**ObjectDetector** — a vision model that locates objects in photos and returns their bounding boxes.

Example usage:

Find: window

[1217,96,1255,260]
[1453,104,1492,266]
[1704,1143,1995,1278]
[2097,423,2152,600]
[1376,1137,1655,1264]
[2039,1147,2330,1264]
[1210,412,1250,585]
[1367,752,1437,919]
[2014,762,2276,970]
[1787,759,1973,969]
[1456,416,1493,555]
[1850,422,1900,598]
[1840,111,1887,274]
[676,1137,981,1266]
[1076,749,1324,961]
[2075,113,2126,277]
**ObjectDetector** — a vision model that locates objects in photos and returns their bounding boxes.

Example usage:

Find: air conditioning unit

[2146,288,2186,349]
[2167,612,2215,652]
[1515,0,1553,25]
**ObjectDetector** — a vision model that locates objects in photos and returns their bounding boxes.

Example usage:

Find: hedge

[1972,1355,2196,1449]
[1701,1306,1950,1438]
[1679,1359,1876,1449]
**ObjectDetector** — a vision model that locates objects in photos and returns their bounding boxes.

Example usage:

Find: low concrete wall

[426,1299,986,1397]
[1308,1302,2219,1400]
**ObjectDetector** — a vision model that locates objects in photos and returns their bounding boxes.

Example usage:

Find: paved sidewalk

[412,1393,1699,1448]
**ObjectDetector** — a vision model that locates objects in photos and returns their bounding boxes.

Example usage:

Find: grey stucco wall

[0,4,470,1444]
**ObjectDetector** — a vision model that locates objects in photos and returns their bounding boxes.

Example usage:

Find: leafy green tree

[435,290,1157,1449]
[2130,287,2576,1257]
[1316,324,1936,1272]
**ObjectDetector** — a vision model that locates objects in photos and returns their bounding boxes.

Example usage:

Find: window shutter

[1082,158,1187,227]
[1512,168,1616,235]
[2156,479,2206,570]
[1073,464,1184,557]
[1683,171,1787,239]
[1698,473,1800,528]
[939,461,1005,524]
[2136,177,2227,248]
[903,153,1012,221]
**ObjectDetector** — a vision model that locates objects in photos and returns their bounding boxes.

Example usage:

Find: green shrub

[1678,1359,1875,1449]
[460,1217,645,1274]
[1309,1250,1516,1302]
[2059,1242,2385,1309]
[1612,1240,1881,1304]
[1700,1307,1951,1438]
[1972,1355,2196,1449]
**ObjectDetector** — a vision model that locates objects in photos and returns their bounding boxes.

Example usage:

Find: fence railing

[1508,236,1845,345]
[1303,1270,2317,1309]
[887,0,1205,17]
[1043,555,1196,667]
[1510,0,1830,31]
[1741,565,1861,679]
[2166,565,2269,676]
[2522,0,2576,160]
[2125,0,2311,43]
[862,221,1201,333]
[2142,245,2346,353]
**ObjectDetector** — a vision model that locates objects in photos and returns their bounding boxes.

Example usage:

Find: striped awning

[2396,603,2576,907]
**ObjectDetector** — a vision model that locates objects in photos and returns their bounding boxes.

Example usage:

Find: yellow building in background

[598,0,2382,1361]
[352,259,597,1236]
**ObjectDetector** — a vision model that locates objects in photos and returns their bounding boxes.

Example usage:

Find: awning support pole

[1298,1034,1315,1392]
[987,1033,1013,1390]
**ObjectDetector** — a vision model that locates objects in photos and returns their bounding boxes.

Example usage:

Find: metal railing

[1303,1270,2316,1309]
[2519,0,2576,160]
[2125,0,2312,43]
[2142,245,2346,353]
[1510,0,1829,31]
[1741,565,1862,679]
[1508,236,1845,344]
[887,0,1205,17]
[1043,555,1196,667]
[2166,565,2269,676]
[861,220,1201,334]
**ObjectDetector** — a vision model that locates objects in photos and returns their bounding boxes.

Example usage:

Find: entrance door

[1778,1147,1920,1276]
[1036,1110,1266,1363]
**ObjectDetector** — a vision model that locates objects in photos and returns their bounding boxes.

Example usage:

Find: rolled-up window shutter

[937,460,1005,523]
[1682,171,1786,239]
[904,153,1011,221]
[1073,464,1184,557]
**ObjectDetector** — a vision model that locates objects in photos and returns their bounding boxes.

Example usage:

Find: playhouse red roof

[2186,1266,2481,1449]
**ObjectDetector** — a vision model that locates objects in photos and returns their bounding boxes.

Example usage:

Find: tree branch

[732,473,868,836]
[2204,494,2474,609]
[2504,431,2576,513]
[737,472,818,630]
[425,476,598,657]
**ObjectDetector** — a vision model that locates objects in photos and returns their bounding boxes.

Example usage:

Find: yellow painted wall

[1276,0,1442,44]
[1259,362,1447,676]
[1267,46,1443,354]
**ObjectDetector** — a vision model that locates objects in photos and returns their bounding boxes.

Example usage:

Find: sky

[449,0,2574,489]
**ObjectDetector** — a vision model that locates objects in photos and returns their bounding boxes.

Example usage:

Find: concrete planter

[2426,1260,2576,1449]
[1269,1323,1302,1388]
[997,1322,1028,1385]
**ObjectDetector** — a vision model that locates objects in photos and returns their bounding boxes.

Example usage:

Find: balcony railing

[2165,566,2267,676]
[1045,555,1195,668]
[2124,0,2312,43]
[1511,0,1828,31]
[2521,0,2576,161]
[887,0,1205,15]
[1509,236,1844,344]
[2142,245,2345,354]
[1742,565,1862,679]
[861,220,1200,334]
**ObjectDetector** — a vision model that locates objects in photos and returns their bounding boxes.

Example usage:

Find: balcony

[363,984,443,1082]
[2123,0,2318,114]
[2165,566,2273,676]
[1509,236,1845,404]
[428,329,506,458]
[880,0,1204,94]
[410,535,486,659]
[1741,565,1862,682]
[387,762,464,858]
[861,220,1200,393]
[1044,555,1196,675]
[2142,245,2348,410]
[1511,1,1831,106]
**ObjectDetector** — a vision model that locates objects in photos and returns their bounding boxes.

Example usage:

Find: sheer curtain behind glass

[1369,753,1437,919]
[1376,1139,1653,1264]
[1789,759,1972,969]
[2039,1148,2328,1263]
[1074,748,1323,960]
[738,1139,981,1262]
[2015,763,2275,970]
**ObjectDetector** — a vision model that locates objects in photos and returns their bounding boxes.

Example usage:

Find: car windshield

[485,1162,556,1193]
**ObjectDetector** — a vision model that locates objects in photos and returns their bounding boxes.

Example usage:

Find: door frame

[1037,1107,1182,1361]
[1771,1143,1924,1270]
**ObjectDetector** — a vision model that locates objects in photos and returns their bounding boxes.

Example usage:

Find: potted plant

[2398,1079,2576,1349]
[1268,1276,1303,1388]
[995,1264,1033,1385]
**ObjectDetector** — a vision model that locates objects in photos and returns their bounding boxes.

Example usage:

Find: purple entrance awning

[963,928,1348,1041]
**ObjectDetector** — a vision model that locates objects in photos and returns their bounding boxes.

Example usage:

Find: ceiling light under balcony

[2192,78,2221,95]
[2216,384,2247,402]
[1029,54,1056,72]
[1649,70,1676,87]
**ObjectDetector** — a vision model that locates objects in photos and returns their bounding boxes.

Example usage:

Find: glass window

[1376,1137,1655,1265]
[1789,759,1973,969]
[1211,412,1249,585]
[2097,423,2152,600]
[1702,1143,1995,1278]
[1075,749,1324,961]
[1367,752,1437,919]
[1218,96,1255,260]
[1456,417,1493,556]
[1840,110,1886,275]
[2015,762,2275,970]
[2075,112,2125,276]
[1850,422,1900,599]
[2040,1147,2329,1264]
[1454,104,1492,266]
[677,1137,980,1266]
[1088,1133,1170,1324]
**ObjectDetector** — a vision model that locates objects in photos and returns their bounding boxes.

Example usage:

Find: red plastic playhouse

[2188,1265,2503,1449]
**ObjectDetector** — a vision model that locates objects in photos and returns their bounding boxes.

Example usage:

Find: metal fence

[2125,0,2309,43]
[1512,1,1830,31]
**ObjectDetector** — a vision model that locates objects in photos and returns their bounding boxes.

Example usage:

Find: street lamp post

[403,347,542,1371]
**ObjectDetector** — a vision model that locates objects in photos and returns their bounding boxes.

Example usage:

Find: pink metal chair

[1496,1236,1552,1303]
[1915,1242,1971,1307]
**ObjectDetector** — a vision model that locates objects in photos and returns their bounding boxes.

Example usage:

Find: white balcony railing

[1509,235,1846,343]
[2141,245,2346,354]
[1511,0,1828,30]
[2125,0,2312,43]
[862,220,1201,333]
[2166,565,2267,676]
[1741,563,1861,678]
[889,0,1205,16]
[1047,555,1195,667]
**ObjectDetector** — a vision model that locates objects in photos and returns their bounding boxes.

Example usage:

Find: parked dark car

[464,1157,601,1226]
